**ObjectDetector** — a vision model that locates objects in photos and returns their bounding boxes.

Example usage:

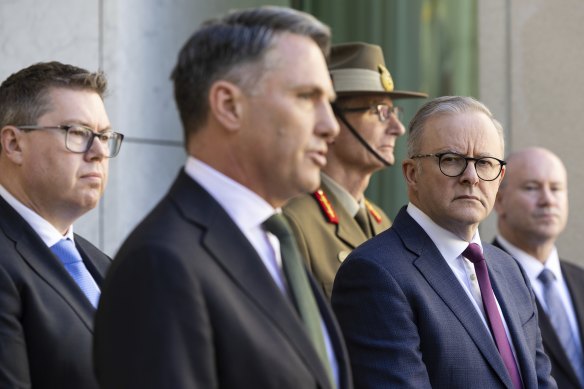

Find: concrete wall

[479,0,584,265]
[0,0,287,256]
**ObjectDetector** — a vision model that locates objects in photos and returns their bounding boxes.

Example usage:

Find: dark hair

[171,6,331,141]
[0,61,107,129]
[407,95,505,156]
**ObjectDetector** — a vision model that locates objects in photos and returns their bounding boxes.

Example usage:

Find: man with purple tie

[332,96,556,388]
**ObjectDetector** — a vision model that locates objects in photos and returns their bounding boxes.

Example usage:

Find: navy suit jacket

[493,238,584,389]
[94,170,352,389]
[332,207,556,389]
[0,196,111,389]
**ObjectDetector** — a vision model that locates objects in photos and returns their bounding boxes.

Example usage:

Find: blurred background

[1,0,582,266]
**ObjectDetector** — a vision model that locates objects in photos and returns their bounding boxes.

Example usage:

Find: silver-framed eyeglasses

[17,125,124,158]
[341,104,403,122]
[410,152,506,181]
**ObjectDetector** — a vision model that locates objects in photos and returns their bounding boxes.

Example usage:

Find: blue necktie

[539,268,584,386]
[51,239,100,308]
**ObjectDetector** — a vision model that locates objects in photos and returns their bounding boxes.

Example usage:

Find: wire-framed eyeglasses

[17,125,124,158]
[410,152,506,181]
[340,104,403,122]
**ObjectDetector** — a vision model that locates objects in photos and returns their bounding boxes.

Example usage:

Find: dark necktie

[463,243,523,389]
[354,206,372,238]
[263,213,335,387]
[51,238,100,308]
[538,269,584,386]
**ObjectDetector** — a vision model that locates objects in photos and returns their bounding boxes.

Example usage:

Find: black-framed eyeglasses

[17,125,124,158]
[410,152,506,181]
[340,104,403,122]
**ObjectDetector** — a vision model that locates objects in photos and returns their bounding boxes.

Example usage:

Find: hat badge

[378,64,394,92]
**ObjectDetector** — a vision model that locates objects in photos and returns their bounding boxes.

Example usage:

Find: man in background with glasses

[0,61,123,389]
[284,42,427,298]
[494,147,584,389]
[332,96,556,388]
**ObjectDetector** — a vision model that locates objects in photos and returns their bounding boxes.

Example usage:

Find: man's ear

[0,126,24,164]
[402,159,418,187]
[208,80,244,132]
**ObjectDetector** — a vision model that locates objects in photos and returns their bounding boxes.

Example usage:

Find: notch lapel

[0,197,95,331]
[170,172,333,389]
[394,209,514,388]
[486,246,538,388]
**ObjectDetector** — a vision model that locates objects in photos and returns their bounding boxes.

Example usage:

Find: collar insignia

[365,200,383,224]
[313,189,339,224]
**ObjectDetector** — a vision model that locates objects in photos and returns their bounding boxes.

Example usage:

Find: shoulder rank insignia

[313,189,339,224]
[365,200,383,224]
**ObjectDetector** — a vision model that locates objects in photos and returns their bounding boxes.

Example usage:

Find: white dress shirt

[184,157,339,386]
[495,235,583,349]
[0,184,75,245]
[407,203,515,343]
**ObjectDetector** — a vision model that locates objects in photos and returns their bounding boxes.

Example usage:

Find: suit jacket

[0,195,111,389]
[94,170,352,389]
[284,181,390,298]
[493,238,584,389]
[332,207,556,389]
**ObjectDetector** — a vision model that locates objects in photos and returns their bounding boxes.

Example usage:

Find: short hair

[407,96,505,156]
[171,6,331,140]
[0,61,107,129]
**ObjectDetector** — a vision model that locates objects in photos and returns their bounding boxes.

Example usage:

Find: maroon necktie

[463,243,523,389]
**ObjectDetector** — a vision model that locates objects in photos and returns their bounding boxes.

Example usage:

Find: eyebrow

[64,120,113,132]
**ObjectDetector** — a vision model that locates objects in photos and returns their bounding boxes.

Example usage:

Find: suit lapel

[486,246,539,388]
[559,262,584,384]
[493,239,583,385]
[393,209,513,387]
[0,197,95,331]
[169,172,333,389]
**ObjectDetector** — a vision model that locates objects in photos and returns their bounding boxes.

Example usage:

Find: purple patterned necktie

[463,243,523,389]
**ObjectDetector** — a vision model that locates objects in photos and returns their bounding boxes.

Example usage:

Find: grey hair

[171,6,331,142]
[407,96,505,156]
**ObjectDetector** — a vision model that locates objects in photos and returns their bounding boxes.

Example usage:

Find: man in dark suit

[0,62,123,388]
[494,147,584,389]
[332,96,556,388]
[94,6,352,389]
[283,42,427,299]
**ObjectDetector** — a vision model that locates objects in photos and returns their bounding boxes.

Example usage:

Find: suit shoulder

[561,259,584,275]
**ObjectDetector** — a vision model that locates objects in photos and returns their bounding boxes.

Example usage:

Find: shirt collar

[184,157,276,229]
[495,234,563,283]
[407,202,482,260]
[321,173,361,217]
[0,184,73,246]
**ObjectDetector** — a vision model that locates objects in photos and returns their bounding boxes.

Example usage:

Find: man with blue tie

[494,147,584,389]
[332,96,556,388]
[0,62,123,388]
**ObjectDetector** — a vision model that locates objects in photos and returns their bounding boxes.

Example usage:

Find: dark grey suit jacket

[332,207,556,389]
[493,238,584,389]
[94,170,352,389]
[0,196,111,389]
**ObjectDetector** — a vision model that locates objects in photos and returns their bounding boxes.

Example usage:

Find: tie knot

[51,239,82,265]
[462,243,484,264]
[263,213,292,240]
[538,268,556,286]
